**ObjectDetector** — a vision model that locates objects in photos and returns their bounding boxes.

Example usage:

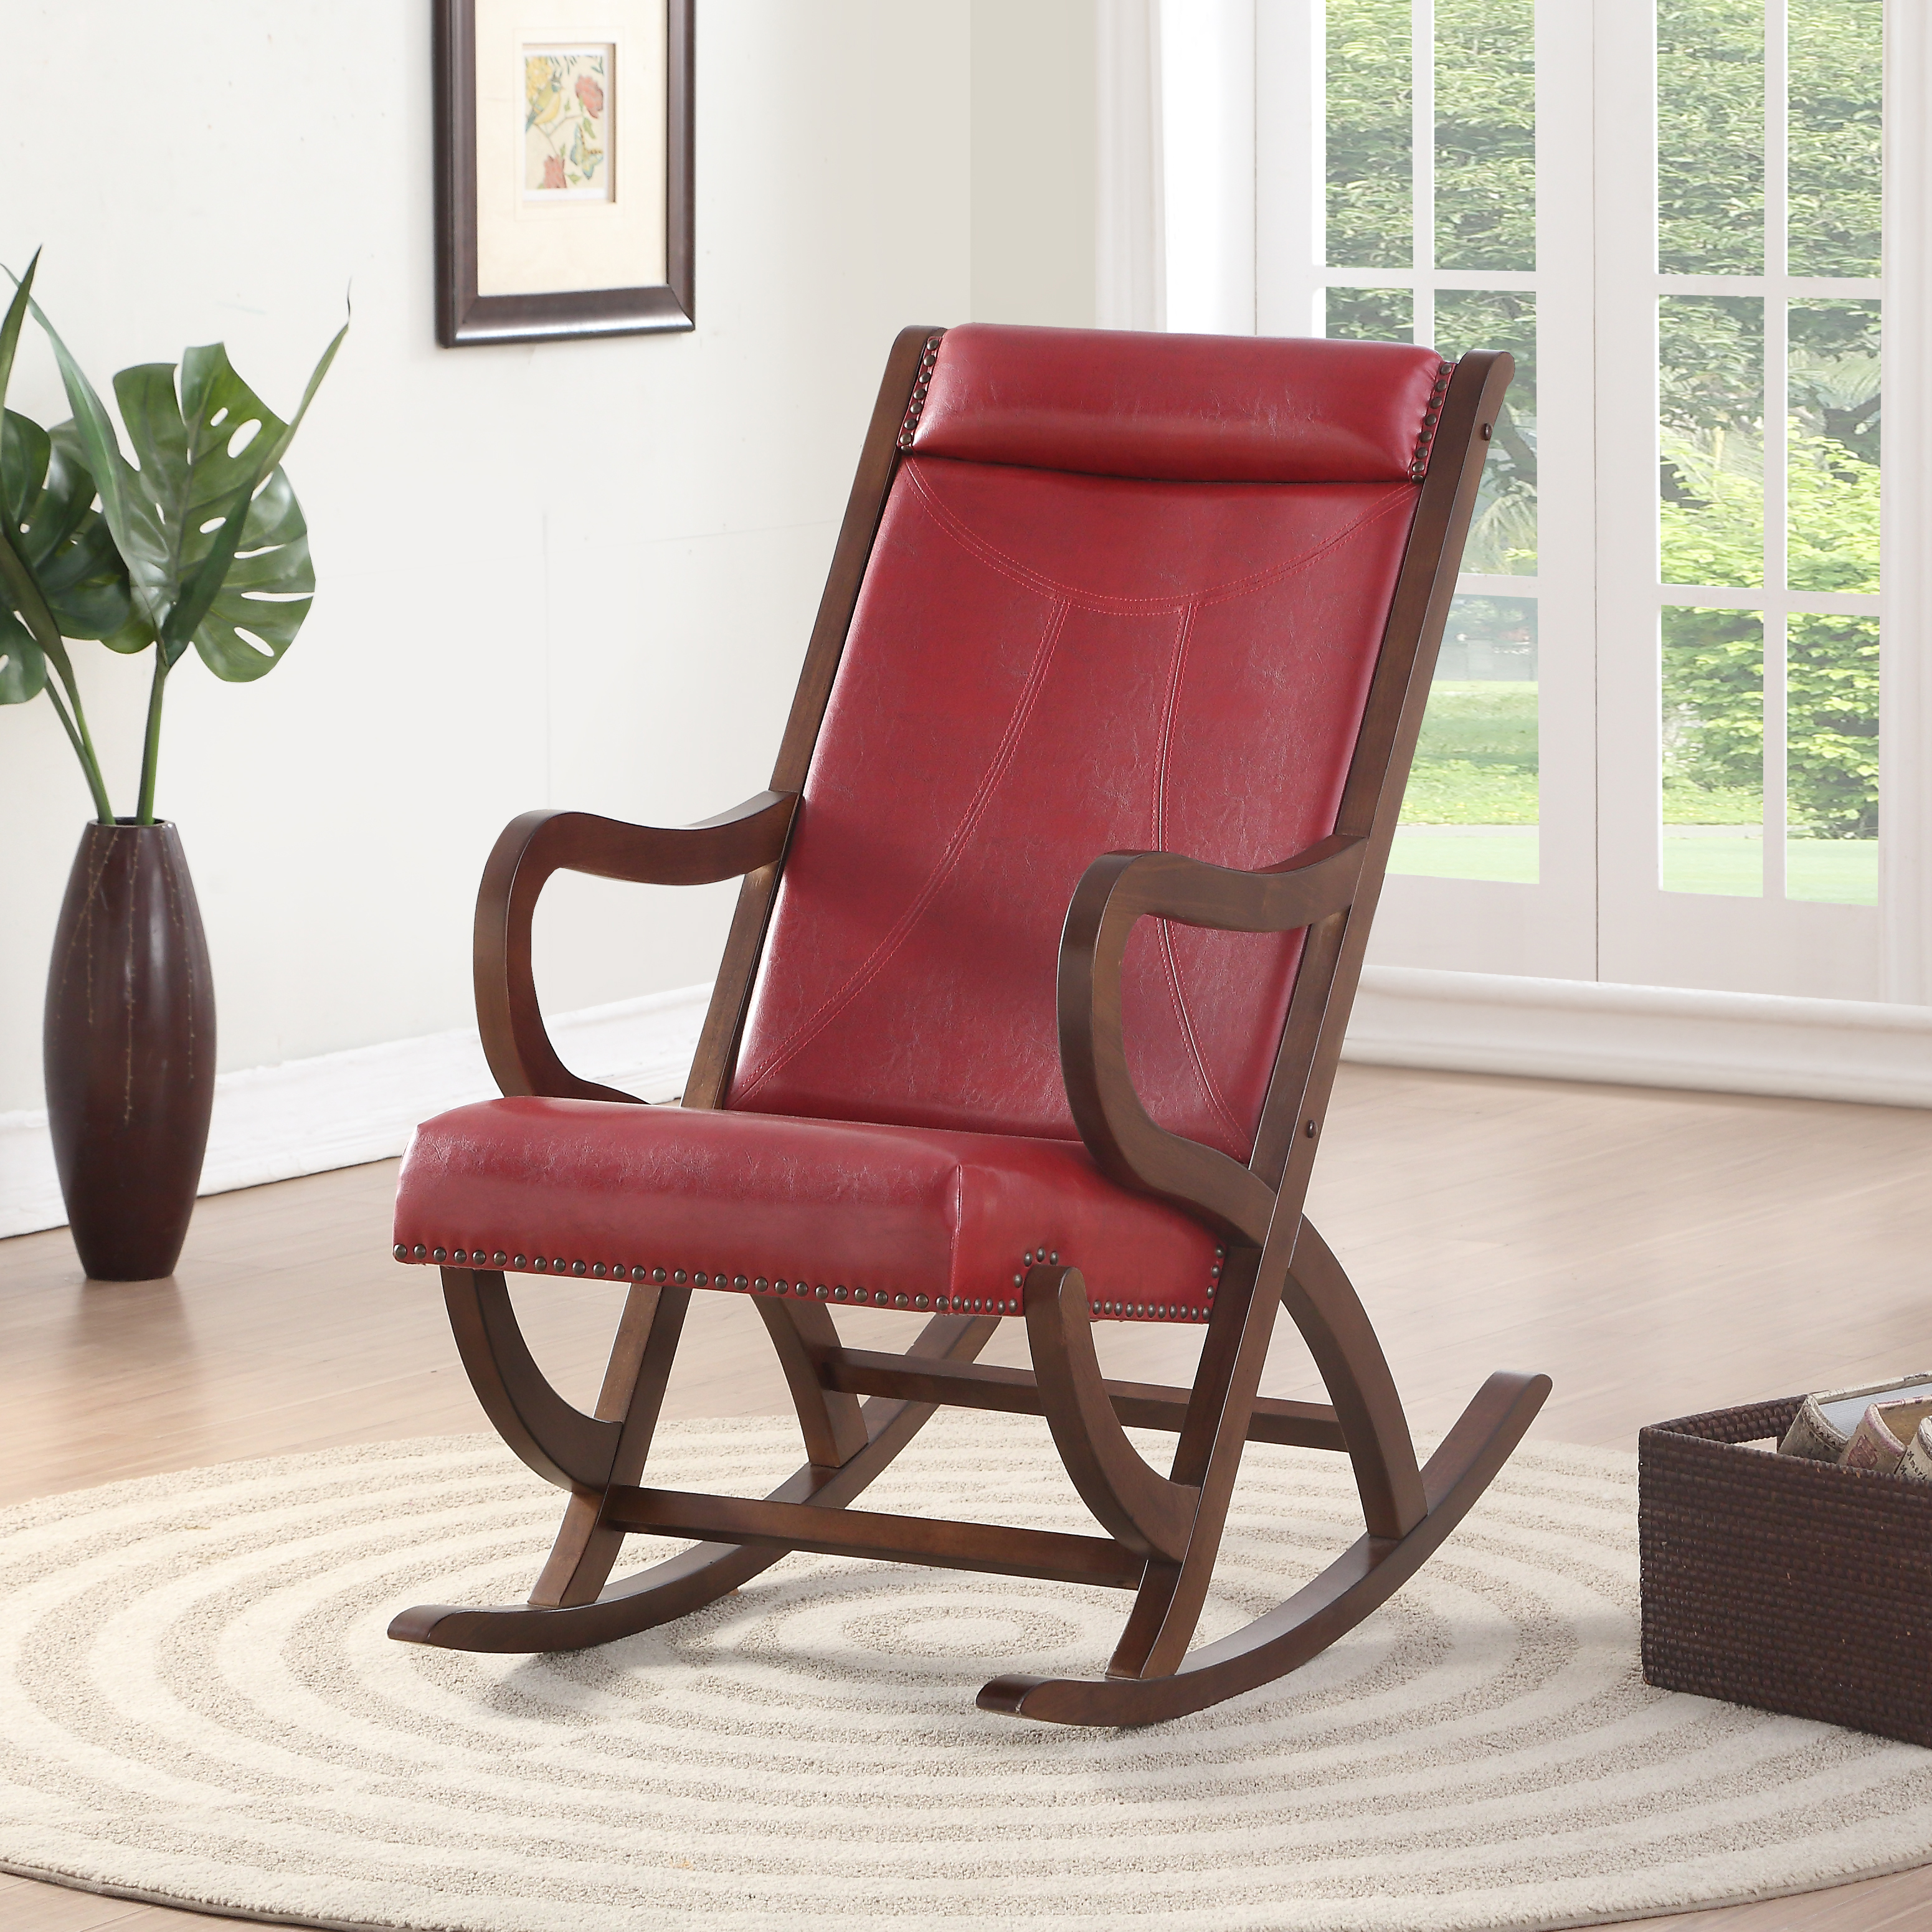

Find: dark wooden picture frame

[433,0,694,348]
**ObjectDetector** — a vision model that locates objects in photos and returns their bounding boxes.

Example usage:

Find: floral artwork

[524,47,612,198]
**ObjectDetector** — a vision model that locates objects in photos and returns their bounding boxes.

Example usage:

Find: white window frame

[1114,0,1932,1006]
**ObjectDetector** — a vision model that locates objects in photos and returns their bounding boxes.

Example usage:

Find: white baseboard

[0,985,709,1241]
[1345,965,1932,1110]
[7,967,1925,1243]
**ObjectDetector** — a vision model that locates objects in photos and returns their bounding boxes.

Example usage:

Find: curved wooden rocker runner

[389,323,1550,1725]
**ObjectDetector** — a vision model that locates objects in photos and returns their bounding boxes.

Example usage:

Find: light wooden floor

[1,1062,1928,1931]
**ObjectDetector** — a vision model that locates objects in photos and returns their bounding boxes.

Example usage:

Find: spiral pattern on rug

[0,1416,1929,1932]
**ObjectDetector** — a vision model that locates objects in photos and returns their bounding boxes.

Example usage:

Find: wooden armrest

[1057,836,1366,1244]
[476,792,798,1101]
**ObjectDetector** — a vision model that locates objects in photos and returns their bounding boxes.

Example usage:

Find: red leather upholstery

[394,1097,1224,1320]
[912,325,1447,482]
[729,453,1416,1160]
[397,325,1438,1321]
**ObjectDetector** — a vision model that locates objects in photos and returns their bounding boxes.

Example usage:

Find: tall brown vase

[44,821,216,1282]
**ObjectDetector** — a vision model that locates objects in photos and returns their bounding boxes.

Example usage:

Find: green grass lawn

[1390,826,1540,884]
[1660,831,1878,902]
[1390,682,1876,903]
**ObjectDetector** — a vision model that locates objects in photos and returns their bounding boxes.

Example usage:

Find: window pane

[1788,0,1882,278]
[1789,300,1880,595]
[1326,287,1413,342]
[1436,290,1536,574]
[1434,0,1535,272]
[1786,612,1878,903]
[1662,606,1763,896]
[1327,0,1413,268]
[1656,0,1764,277]
[1391,595,1539,884]
[1659,295,1764,590]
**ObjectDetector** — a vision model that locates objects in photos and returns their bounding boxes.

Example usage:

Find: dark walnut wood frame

[433,0,694,347]
[391,329,1551,1724]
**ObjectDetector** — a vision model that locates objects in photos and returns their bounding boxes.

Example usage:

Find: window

[1256,0,1895,998]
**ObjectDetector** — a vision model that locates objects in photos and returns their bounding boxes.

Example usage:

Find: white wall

[971,1,1099,328]
[0,0,978,1118]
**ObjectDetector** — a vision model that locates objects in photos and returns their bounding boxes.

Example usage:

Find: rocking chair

[389,323,1548,1725]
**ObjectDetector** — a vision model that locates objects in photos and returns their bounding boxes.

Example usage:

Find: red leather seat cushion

[393,1097,1224,1322]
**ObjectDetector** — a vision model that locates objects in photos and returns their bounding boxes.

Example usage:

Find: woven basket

[1640,1396,1932,1745]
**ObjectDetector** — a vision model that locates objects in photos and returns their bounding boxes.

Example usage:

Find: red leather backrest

[727,327,1441,1161]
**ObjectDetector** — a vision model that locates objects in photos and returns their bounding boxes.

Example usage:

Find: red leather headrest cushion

[910,324,1448,485]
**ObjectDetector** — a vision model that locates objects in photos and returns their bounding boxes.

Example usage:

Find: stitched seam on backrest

[732,596,1074,1106]
[1150,604,1246,1150]
[904,460,1416,615]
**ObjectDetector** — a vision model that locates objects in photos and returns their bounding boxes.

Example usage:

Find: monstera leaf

[2,248,344,818]
[0,415,133,633]
[40,315,343,674]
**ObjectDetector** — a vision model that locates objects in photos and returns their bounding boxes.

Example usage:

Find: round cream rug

[0,1416,1928,1932]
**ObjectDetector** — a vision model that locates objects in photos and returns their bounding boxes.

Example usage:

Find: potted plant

[0,252,344,1281]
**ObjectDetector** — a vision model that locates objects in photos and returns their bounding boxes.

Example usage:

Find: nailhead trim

[392,1241,1216,1319]
[1410,361,1456,480]
[896,332,945,450]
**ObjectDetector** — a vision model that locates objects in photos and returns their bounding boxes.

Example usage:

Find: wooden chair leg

[1283,1219,1426,1538]
[529,1279,689,1608]
[980,1367,1548,1725]
[982,1224,1548,1725]
[391,1286,1003,1654]
[1024,1264,1197,1561]
[1099,1245,1281,1683]
[756,1296,870,1467]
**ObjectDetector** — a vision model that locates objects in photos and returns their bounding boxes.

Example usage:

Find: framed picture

[433,0,693,346]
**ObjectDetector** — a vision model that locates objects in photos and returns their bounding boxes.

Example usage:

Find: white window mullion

[1411,0,1436,346]
[1882,0,1932,1000]
[1763,0,1789,902]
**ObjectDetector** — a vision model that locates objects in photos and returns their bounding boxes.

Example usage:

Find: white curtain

[1096,0,1258,334]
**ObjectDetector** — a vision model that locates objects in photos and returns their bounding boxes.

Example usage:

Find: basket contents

[1778,1372,1932,1477]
